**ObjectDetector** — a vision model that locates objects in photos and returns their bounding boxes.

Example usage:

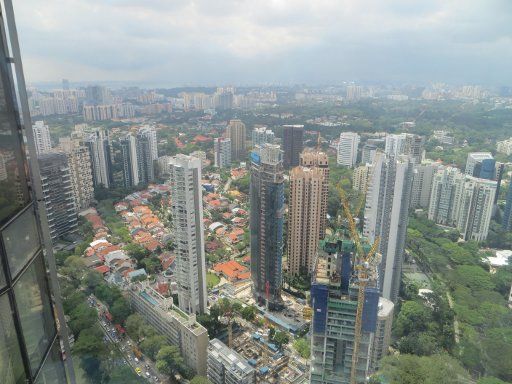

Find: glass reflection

[0,293,26,384]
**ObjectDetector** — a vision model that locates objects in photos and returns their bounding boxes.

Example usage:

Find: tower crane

[337,184,380,384]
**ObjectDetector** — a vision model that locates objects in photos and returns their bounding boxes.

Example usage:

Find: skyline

[15,0,512,87]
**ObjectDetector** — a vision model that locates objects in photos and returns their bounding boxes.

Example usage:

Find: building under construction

[310,237,380,384]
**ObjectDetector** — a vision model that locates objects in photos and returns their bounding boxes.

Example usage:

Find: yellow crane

[337,184,380,384]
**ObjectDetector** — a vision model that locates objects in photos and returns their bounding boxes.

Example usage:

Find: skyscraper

[361,143,377,165]
[337,132,360,168]
[252,126,275,147]
[32,120,52,155]
[503,182,512,231]
[369,298,395,372]
[250,144,284,308]
[0,2,72,381]
[410,161,442,210]
[137,125,158,184]
[465,152,495,179]
[353,164,372,193]
[84,128,113,188]
[310,238,380,384]
[38,153,78,240]
[428,167,464,225]
[169,155,207,315]
[364,153,413,302]
[213,137,231,168]
[282,124,304,168]
[120,134,139,188]
[57,137,94,211]
[287,166,324,276]
[300,150,329,239]
[225,119,246,162]
[384,133,424,163]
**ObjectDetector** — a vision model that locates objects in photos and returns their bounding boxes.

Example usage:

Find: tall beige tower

[299,150,329,239]
[287,166,325,276]
[225,119,246,162]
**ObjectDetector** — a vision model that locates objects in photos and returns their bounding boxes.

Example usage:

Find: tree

[110,298,132,324]
[63,291,87,314]
[69,303,98,336]
[240,305,256,321]
[73,326,106,357]
[477,378,510,384]
[482,328,512,381]
[190,376,212,384]
[156,345,185,375]
[394,301,431,338]
[107,365,146,384]
[94,284,122,307]
[125,314,145,340]
[293,338,311,359]
[140,335,167,360]
[83,270,104,293]
[124,243,150,261]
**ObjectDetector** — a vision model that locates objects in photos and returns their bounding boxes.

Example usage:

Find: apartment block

[207,339,256,384]
[337,132,360,167]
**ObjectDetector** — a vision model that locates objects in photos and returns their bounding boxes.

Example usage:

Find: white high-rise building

[252,126,275,147]
[32,120,52,155]
[137,126,159,184]
[364,153,413,302]
[385,133,424,163]
[120,134,140,188]
[428,168,496,242]
[207,339,256,384]
[337,132,360,167]
[353,164,373,192]
[410,161,442,209]
[497,138,512,156]
[84,129,113,188]
[169,155,207,315]
[213,137,231,168]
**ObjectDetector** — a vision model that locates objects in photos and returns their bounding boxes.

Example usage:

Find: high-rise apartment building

[310,238,380,384]
[497,137,512,156]
[225,119,246,162]
[503,182,512,231]
[282,124,304,168]
[364,153,413,302]
[337,132,360,167]
[465,152,495,179]
[252,126,275,147]
[428,168,496,241]
[346,85,363,100]
[137,125,158,184]
[361,143,377,165]
[384,133,424,163]
[300,150,329,239]
[410,161,442,209]
[32,120,52,155]
[85,84,112,105]
[207,339,256,384]
[0,4,72,381]
[369,298,394,372]
[213,137,231,168]
[287,166,324,276]
[58,137,94,211]
[84,129,113,188]
[169,155,207,315]
[353,164,372,193]
[38,153,78,240]
[120,134,139,188]
[250,144,284,308]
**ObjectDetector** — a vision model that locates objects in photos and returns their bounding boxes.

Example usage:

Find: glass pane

[2,207,40,277]
[0,293,26,384]
[0,27,29,226]
[14,255,56,375]
[0,253,5,288]
[35,341,66,384]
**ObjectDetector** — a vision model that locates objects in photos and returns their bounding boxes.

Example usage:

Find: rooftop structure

[207,338,256,384]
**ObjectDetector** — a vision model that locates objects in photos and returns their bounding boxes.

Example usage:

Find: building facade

[282,124,304,169]
[353,164,372,193]
[252,126,275,147]
[384,133,424,164]
[503,182,512,231]
[207,339,256,384]
[84,128,113,189]
[38,153,78,240]
[32,120,52,155]
[120,134,139,188]
[300,150,329,239]
[287,166,324,276]
[58,137,94,211]
[337,132,360,167]
[169,155,207,315]
[310,238,379,384]
[137,125,158,184]
[0,4,71,381]
[225,119,246,162]
[214,137,232,168]
[128,282,208,375]
[361,144,377,165]
[369,297,394,372]
[410,161,441,209]
[364,153,413,302]
[250,144,285,308]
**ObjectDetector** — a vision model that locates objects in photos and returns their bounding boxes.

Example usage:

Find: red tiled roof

[94,265,110,274]
[213,260,249,280]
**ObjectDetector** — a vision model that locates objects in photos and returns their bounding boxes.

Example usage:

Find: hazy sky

[14,0,512,86]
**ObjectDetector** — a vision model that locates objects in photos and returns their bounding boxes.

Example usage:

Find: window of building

[0,293,26,384]
[13,255,56,375]
[2,207,40,278]
[35,341,67,384]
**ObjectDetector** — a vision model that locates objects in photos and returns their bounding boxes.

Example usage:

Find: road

[223,177,232,192]
[89,295,167,383]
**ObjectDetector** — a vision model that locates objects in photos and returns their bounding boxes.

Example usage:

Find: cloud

[13,0,512,85]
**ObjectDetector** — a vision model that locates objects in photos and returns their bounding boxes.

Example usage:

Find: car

[145,372,150,377]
